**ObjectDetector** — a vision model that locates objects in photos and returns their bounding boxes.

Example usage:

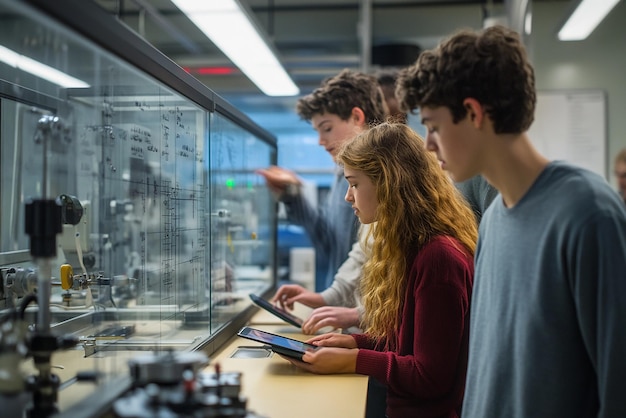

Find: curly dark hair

[296,68,387,125]
[396,25,536,134]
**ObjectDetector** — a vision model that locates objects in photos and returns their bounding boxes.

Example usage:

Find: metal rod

[359,0,372,73]
[36,258,52,333]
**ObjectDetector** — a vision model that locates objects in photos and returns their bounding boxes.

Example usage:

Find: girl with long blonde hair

[282,122,478,418]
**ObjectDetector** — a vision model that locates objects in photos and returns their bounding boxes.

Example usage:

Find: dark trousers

[365,377,387,418]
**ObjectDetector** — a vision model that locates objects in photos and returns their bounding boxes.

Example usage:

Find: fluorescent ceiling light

[558,0,621,41]
[0,45,89,88]
[171,0,299,97]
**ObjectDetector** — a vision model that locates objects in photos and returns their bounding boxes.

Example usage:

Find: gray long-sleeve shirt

[462,161,626,418]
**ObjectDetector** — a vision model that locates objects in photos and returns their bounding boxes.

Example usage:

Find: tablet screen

[249,293,303,327]
[237,326,316,355]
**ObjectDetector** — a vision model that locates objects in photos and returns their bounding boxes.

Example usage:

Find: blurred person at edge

[614,148,626,205]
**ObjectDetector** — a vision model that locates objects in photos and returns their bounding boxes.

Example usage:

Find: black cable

[109,289,117,308]
[18,293,38,319]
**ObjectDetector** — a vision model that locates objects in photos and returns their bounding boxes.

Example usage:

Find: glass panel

[209,112,276,332]
[0,1,276,415]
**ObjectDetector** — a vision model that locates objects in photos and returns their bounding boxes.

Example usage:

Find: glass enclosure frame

[0,0,278,416]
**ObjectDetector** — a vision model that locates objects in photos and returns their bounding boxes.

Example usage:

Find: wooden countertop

[207,315,368,418]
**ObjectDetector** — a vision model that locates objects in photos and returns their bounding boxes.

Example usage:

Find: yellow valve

[227,233,234,253]
[60,264,74,290]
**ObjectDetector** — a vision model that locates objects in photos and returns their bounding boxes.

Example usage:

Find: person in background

[257,69,386,292]
[375,68,407,123]
[614,148,626,205]
[400,25,626,418]
[281,122,478,418]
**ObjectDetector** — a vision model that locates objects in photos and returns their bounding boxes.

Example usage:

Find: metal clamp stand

[22,115,78,417]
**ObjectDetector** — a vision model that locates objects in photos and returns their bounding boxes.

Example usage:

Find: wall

[531,0,626,185]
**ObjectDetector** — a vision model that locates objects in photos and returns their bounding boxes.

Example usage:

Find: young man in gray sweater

[396,25,626,418]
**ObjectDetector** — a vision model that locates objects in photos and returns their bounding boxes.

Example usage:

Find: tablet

[237,326,318,361]
[249,293,303,328]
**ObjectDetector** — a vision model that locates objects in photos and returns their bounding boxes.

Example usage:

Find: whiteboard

[528,90,607,179]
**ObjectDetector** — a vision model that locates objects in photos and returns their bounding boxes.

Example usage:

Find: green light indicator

[226,178,235,189]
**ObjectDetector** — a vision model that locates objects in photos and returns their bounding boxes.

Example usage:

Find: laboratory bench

[26,305,368,418]
[206,308,368,418]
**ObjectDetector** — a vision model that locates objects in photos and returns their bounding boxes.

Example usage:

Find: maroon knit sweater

[353,236,474,418]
